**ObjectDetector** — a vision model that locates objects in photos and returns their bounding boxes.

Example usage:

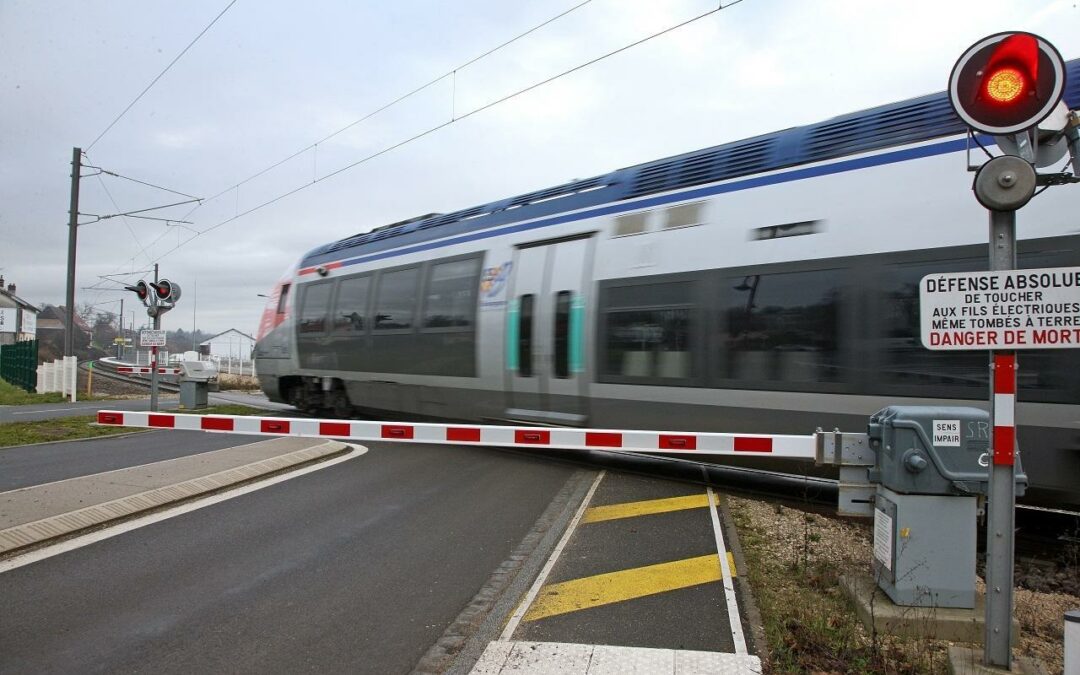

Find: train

[255,60,1080,510]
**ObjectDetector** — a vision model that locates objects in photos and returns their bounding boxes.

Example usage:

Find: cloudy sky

[2,0,1078,337]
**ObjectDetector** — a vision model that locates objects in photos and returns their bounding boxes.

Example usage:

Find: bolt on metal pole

[64,147,82,357]
[985,208,1017,669]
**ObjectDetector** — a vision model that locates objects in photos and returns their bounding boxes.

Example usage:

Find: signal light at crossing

[124,280,152,306]
[150,279,181,304]
[948,32,1066,136]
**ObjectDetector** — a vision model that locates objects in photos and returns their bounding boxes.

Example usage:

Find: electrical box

[867,406,1026,497]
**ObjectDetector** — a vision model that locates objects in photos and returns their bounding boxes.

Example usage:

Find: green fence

[0,340,38,392]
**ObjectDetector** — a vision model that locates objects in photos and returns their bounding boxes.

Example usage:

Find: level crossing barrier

[117,366,183,375]
[95,410,817,459]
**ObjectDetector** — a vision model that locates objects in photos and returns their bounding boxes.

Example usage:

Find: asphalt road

[0,430,269,491]
[0,441,580,674]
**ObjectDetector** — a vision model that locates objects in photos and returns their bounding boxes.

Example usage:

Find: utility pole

[65,147,82,357]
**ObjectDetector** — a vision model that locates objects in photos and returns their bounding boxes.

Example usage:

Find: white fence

[36,356,78,401]
[125,349,257,377]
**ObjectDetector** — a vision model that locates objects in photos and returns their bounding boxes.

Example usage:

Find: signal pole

[948,31,1075,670]
[64,147,82,357]
[975,158,1033,667]
[150,264,159,411]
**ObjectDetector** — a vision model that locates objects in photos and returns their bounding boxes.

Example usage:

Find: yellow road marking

[582,493,719,524]
[523,554,731,622]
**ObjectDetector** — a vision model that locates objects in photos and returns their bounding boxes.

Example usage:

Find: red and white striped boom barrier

[117,366,183,375]
[95,411,817,459]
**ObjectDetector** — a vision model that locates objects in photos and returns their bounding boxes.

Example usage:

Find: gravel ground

[729,496,1078,674]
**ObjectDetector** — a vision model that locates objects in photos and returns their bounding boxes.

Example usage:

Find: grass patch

[730,499,948,674]
[0,405,270,449]
[0,379,68,405]
[0,416,143,448]
[0,378,117,404]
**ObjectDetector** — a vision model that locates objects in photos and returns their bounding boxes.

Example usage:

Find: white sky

[2,0,1078,336]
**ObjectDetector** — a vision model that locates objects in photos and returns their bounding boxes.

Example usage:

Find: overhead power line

[179,0,596,222]
[158,2,731,261]
[85,0,237,152]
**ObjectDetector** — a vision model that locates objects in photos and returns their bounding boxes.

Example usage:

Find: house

[0,277,40,346]
[199,329,256,361]
[35,305,92,348]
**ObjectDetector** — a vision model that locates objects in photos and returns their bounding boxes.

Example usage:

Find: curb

[0,440,349,557]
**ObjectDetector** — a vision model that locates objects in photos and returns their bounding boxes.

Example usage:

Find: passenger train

[256,61,1080,509]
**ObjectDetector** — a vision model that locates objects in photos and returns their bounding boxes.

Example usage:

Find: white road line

[0,445,367,574]
[707,485,748,655]
[10,407,89,415]
[500,470,605,641]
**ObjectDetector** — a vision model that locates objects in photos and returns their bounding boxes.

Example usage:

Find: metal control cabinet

[179,361,218,411]
[866,407,1025,609]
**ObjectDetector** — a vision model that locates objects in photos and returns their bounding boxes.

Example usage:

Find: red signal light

[124,280,151,304]
[949,31,1065,136]
[149,279,181,304]
[984,67,1025,104]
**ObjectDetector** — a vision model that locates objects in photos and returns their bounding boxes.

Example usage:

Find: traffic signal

[124,280,152,306]
[948,32,1066,136]
[149,279,181,304]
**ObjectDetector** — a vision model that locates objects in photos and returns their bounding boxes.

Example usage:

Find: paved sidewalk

[0,437,349,555]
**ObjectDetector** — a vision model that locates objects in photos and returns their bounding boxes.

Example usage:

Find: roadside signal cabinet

[867,406,1026,608]
[867,406,1026,497]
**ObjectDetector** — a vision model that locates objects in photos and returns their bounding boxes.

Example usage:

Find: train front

[253,266,297,403]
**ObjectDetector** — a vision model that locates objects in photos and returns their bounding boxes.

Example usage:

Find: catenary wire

[177,0,596,222]
[158,3,729,260]
[85,0,237,152]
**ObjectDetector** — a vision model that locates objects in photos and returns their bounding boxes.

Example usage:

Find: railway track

[86,359,181,394]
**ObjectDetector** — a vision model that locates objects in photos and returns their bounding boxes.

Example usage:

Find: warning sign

[920,267,1080,350]
[140,330,166,347]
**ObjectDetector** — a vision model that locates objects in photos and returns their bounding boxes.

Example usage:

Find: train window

[603,281,693,380]
[752,220,822,240]
[876,259,985,391]
[554,291,571,378]
[613,212,647,236]
[276,284,290,314]
[298,281,333,334]
[423,258,480,328]
[721,270,844,383]
[663,202,704,229]
[333,275,371,333]
[518,294,534,377]
[374,267,420,330]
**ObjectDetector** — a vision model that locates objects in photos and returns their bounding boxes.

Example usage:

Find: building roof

[199,328,256,345]
[0,281,40,313]
[37,305,91,333]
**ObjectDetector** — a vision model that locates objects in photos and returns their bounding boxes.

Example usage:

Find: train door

[506,235,594,425]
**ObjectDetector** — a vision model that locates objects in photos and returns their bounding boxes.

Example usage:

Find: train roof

[302,58,1080,268]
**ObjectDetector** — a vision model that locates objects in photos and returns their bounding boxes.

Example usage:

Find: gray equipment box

[179,361,219,410]
[867,406,1026,497]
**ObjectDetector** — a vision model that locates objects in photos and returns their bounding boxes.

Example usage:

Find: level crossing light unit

[124,277,183,412]
[948,32,1066,136]
[947,31,1077,671]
